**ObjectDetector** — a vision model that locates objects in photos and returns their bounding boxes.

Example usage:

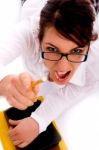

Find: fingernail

[23,80,30,89]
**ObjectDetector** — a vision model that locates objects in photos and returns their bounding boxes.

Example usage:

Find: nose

[57,56,70,68]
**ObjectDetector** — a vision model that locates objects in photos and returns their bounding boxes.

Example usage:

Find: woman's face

[41,27,88,85]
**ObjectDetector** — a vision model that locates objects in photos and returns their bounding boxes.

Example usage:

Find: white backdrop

[0,0,21,40]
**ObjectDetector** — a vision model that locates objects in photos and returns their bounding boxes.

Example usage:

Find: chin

[55,80,68,85]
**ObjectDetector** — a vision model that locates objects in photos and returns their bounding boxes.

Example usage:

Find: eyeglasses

[41,51,88,63]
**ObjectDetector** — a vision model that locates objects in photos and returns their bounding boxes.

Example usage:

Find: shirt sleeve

[0,18,35,80]
[31,89,67,133]
[0,20,30,65]
[20,0,47,20]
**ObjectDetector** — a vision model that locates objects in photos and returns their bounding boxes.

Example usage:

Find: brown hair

[38,0,97,47]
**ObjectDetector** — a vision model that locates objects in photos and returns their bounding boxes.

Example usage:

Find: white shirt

[0,14,99,133]
[20,0,47,20]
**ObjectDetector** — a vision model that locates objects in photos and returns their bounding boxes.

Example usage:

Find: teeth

[55,71,71,80]
[57,71,67,75]
[55,71,67,79]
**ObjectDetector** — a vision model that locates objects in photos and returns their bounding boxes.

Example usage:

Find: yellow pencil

[31,76,47,102]
[31,76,47,88]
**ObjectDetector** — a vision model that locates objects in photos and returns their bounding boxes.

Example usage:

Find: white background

[0,1,99,150]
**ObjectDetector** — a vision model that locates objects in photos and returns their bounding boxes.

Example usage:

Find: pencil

[31,76,47,102]
[31,76,47,88]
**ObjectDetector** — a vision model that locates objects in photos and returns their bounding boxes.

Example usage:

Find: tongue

[58,74,66,78]
[57,71,70,79]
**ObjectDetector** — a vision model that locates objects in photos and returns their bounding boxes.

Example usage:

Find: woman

[0,0,99,148]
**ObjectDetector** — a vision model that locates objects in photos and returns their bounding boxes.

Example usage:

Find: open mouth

[55,71,71,82]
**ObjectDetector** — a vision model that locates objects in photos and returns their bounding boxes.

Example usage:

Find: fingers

[7,95,28,110]
[8,123,22,141]
[8,123,28,148]
[0,73,39,110]
[8,117,39,148]
[19,72,39,95]
[9,132,31,148]
[19,72,33,90]
[17,142,28,148]
[8,129,23,146]
[9,129,17,138]
[9,78,35,108]
[12,139,28,148]
[13,74,38,102]
[9,119,21,126]
[13,140,22,146]
[12,87,33,106]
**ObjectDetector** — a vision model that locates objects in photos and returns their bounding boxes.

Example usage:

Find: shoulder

[94,13,99,34]
[86,37,99,82]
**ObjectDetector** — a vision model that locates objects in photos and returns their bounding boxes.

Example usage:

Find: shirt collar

[69,62,86,86]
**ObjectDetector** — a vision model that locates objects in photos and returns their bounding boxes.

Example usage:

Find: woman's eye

[71,48,83,54]
[46,47,57,52]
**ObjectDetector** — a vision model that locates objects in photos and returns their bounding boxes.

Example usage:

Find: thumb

[19,72,33,89]
[9,119,21,126]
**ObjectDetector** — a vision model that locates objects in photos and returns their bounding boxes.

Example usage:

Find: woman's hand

[0,72,39,110]
[8,117,39,148]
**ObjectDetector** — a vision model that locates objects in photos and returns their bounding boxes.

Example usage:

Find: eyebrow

[45,42,84,52]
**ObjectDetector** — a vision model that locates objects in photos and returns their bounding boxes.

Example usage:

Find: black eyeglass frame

[41,51,88,63]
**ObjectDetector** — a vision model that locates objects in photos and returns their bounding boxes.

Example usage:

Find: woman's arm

[0,20,31,66]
